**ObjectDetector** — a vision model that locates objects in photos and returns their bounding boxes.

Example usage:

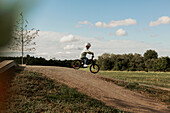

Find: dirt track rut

[25,66,170,113]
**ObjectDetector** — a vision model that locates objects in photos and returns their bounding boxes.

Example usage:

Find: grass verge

[99,76,170,105]
[81,68,170,105]
[4,70,124,113]
[99,71,170,88]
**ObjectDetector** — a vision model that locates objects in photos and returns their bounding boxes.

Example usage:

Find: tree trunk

[21,15,24,65]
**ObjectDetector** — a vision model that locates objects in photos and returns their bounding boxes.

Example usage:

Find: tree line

[1,49,170,72]
[97,50,170,72]
[0,55,72,68]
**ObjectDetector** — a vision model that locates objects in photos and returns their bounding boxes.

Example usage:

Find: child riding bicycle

[80,43,94,67]
[72,42,99,73]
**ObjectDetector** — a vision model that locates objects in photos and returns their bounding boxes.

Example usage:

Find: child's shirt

[80,47,92,58]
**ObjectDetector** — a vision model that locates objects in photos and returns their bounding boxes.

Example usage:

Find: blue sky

[26,0,170,43]
[2,0,170,59]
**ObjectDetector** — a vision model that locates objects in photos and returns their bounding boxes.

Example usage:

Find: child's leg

[84,57,88,64]
[81,57,88,64]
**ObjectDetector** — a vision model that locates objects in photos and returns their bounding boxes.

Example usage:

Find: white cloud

[95,21,103,27]
[79,21,91,24]
[149,16,170,27]
[66,51,71,54]
[95,18,137,28]
[60,34,79,43]
[2,31,170,60]
[35,52,48,56]
[57,52,63,54]
[77,21,93,28]
[95,36,104,40]
[78,18,136,28]
[64,44,82,50]
[115,28,127,36]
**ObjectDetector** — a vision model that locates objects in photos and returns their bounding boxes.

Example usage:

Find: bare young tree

[9,12,39,65]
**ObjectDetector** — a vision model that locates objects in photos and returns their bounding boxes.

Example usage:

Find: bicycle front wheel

[89,64,100,73]
[72,60,81,69]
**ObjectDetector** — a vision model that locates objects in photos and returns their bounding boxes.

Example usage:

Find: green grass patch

[99,71,170,88]
[99,76,170,105]
[80,69,170,105]
[5,70,124,113]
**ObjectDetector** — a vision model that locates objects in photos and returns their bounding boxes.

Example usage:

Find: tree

[156,57,169,72]
[97,50,170,72]
[9,12,39,65]
[133,53,145,71]
[144,49,158,60]
[145,59,157,71]
[97,53,113,70]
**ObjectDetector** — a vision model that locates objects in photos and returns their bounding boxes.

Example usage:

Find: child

[80,43,94,67]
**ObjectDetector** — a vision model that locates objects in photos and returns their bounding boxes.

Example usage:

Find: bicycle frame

[82,55,94,66]
[72,55,100,73]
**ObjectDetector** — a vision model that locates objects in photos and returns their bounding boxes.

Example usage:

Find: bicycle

[72,55,100,74]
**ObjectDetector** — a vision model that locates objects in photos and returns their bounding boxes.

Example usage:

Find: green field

[98,71,170,88]
[80,68,170,105]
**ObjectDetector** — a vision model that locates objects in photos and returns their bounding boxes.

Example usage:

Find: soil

[25,66,170,113]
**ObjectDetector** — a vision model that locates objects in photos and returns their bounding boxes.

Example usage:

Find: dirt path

[25,66,170,113]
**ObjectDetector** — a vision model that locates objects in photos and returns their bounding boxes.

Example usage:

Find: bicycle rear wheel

[72,60,81,69]
[90,64,100,73]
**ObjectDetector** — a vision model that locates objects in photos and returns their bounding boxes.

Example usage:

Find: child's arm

[88,51,94,55]
[84,49,94,55]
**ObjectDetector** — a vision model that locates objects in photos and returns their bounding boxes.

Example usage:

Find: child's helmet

[85,42,91,47]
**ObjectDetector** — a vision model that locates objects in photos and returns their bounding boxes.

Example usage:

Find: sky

[1,0,170,60]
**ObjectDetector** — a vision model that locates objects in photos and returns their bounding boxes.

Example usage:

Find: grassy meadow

[3,70,123,113]
[98,71,170,88]
[81,68,170,105]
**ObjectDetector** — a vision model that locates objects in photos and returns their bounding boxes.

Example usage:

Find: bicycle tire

[72,60,81,69]
[89,64,100,73]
